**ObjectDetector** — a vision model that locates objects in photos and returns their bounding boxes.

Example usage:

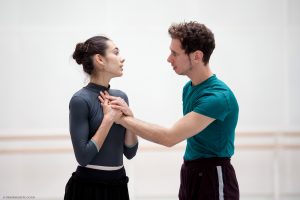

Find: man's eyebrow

[171,49,177,54]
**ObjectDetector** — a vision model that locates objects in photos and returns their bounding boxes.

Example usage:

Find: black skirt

[64,166,129,200]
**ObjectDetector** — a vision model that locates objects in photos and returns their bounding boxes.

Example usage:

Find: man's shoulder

[183,80,192,91]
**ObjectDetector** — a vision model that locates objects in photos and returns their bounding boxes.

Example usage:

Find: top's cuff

[124,142,138,148]
[91,138,100,152]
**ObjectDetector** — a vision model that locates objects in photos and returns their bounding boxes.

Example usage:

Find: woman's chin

[115,72,123,77]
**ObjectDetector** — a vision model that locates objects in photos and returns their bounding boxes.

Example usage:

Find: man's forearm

[119,116,173,147]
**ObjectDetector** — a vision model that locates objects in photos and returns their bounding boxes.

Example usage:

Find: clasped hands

[98,91,133,124]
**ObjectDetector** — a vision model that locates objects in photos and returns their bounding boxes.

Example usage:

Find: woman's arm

[99,91,138,159]
[124,129,138,147]
[99,91,138,147]
[123,129,138,159]
[93,96,122,149]
[70,95,121,166]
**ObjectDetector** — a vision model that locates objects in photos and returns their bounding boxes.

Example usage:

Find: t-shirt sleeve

[193,92,230,121]
[69,96,99,166]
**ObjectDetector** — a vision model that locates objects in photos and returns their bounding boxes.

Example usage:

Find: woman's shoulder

[69,88,93,104]
[109,89,127,97]
[109,89,128,102]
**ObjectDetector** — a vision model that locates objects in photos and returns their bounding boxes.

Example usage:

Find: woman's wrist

[103,114,114,125]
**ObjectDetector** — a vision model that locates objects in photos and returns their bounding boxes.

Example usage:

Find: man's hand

[99,91,134,117]
[98,94,122,122]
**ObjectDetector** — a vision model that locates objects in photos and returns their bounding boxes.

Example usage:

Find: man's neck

[187,64,213,86]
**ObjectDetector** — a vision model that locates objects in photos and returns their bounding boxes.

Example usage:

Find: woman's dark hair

[168,21,215,65]
[73,36,110,75]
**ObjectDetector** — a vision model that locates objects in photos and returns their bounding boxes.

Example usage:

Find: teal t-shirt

[183,74,239,160]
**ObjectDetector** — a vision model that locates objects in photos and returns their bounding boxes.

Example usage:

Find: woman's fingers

[99,92,114,106]
[100,91,127,109]
[104,98,110,105]
[104,91,110,96]
[98,95,105,103]
[102,91,126,102]
[100,91,119,103]
[103,91,122,101]
[103,91,113,99]
[100,91,107,100]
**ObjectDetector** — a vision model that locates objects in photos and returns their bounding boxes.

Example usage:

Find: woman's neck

[90,74,111,88]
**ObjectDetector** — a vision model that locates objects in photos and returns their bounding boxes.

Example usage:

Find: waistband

[73,165,127,184]
[183,157,231,168]
[83,164,124,171]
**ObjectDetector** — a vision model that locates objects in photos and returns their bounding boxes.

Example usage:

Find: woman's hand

[99,91,134,117]
[98,94,122,122]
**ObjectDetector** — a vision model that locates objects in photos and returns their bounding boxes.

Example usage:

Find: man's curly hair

[168,21,215,65]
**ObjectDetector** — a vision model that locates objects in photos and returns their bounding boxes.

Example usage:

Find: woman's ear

[94,54,106,66]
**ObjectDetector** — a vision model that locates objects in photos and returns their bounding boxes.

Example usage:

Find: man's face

[167,38,192,75]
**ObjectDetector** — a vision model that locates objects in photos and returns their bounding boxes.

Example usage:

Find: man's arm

[119,112,215,147]
[98,91,215,147]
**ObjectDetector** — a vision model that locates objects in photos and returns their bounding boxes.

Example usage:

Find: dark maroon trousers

[179,157,239,200]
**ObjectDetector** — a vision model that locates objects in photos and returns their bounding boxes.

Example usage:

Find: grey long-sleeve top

[69,83,138,167]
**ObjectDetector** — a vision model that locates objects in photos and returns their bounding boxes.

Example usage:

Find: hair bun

[72,43,86,65]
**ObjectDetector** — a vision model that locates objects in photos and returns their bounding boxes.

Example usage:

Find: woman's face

[102,40,125,77]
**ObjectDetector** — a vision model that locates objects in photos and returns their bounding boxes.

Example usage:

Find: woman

[64,36,138,200]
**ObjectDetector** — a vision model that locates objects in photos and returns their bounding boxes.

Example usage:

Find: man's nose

[167,55,172,63]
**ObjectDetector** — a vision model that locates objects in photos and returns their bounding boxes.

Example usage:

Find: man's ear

[192,50,204,63]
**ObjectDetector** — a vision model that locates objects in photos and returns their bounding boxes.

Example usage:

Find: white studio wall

[0,0,300,199]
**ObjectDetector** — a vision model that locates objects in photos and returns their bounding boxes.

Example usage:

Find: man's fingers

[109,100,124,106]
[105,95,119,101]
[102,91,121,101]
[111,105,123,111]
[100,91,125,106]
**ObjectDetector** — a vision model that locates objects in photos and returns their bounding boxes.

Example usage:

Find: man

[99,21,239,200]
